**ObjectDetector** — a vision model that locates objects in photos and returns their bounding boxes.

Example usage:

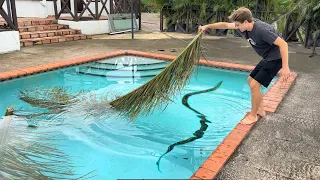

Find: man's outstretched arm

[199,22,236,32]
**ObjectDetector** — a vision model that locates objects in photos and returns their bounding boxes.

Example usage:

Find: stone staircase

[18,18,91,47]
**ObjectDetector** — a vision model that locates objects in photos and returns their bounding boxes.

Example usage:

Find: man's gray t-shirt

[236,19,282,61]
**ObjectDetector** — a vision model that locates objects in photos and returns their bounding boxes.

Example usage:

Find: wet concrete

[0,13,320,180]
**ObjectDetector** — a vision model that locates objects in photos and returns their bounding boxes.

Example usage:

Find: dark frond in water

[110,33,203,120]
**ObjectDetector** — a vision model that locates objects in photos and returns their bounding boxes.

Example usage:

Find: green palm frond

[313,3,320,11]
[110,33,203,120]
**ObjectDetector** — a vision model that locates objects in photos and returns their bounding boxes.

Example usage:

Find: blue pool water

[0,55,273,179]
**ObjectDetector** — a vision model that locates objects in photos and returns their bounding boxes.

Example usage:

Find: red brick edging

[0,50,297,179]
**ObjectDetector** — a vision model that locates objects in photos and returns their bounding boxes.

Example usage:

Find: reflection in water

[156,81,223,172]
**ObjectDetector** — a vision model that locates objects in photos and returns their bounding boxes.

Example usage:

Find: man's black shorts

[250,59,282,88]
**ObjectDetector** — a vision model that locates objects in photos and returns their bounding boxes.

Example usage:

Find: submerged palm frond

[12,87,122,128]
[19,87,85,110]
[15,87,85,126]
[0,116,95,179]
[110,33,203,120]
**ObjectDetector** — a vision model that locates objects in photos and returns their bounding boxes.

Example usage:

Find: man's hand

[279,67,291,82]
[198,25,208,33]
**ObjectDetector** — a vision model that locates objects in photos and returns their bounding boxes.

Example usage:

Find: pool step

[97,58,167,65]
[89,62,168,71]
[77,66,163,78]
[17,17,90,47]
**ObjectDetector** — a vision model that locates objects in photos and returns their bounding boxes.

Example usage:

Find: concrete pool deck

[1,24,320,179]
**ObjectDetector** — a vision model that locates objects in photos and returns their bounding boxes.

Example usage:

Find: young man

[199,7,291,124]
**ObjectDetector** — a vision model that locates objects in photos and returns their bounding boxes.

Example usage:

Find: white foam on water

[0,116,12,147]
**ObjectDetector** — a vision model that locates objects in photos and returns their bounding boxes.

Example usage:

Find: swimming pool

[0,54,274,179]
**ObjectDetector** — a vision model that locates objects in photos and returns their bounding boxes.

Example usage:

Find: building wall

[59,18,139,35]
[2,0,55,18]
[58,19,110,34]
[0,31,20,54]
[46,1,55,16]
[2,0,110,18]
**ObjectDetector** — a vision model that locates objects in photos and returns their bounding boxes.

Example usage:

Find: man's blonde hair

[228,7,253,23]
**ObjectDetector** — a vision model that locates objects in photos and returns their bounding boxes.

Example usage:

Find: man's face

[234,20,248,32]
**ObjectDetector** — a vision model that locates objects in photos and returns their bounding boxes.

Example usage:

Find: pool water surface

[0,55,274,179]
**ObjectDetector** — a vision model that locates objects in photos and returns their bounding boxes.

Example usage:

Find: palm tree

[280,0,320,46]
[297,0,320,47]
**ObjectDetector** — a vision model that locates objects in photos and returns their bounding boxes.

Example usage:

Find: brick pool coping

[0,50,297,179]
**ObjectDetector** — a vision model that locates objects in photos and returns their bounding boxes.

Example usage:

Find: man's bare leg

[258,99,266,117]
[247,77,266,117]
[248,100,266,117]
[241,78,263,124]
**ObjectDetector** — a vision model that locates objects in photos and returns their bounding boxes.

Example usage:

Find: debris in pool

[27,124,38,128]
[4,107,14,116]
[3,86,120,129]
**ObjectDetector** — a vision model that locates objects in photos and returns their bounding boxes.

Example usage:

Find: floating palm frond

[0,116,95,179]
[9,87,120,127]
[17,86,118,113]
[110,33,203,120]
[16,86,89,125]
[19,86,85,110]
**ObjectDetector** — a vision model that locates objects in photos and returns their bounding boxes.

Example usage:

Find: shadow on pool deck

[0,32,320,179]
